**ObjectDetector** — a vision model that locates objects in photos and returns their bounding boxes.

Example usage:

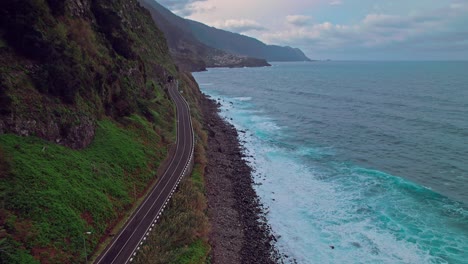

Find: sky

[156,0,468,60]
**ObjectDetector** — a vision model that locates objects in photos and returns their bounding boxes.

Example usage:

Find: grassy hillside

[0,118,172,263]
[0,0,202,262]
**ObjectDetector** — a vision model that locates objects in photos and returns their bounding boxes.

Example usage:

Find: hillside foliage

[0,0,193,262]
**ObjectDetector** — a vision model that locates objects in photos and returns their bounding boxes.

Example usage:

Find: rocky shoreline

[201,95,281,264]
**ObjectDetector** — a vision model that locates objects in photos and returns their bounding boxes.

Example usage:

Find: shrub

[0,146,11,179]
[67,20,99,58]
[110,36,136,59]
[0,0,55,61]
[32,62,81,104]
[91,1,136,59]
[46,0,66,16]
[0,78,12,115]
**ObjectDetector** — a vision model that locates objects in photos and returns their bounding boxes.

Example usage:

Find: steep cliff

[187,20,311,62]
[0,0,178,149]
[137,0,270,71]
[136,1,310,62]
[0,0,188,262]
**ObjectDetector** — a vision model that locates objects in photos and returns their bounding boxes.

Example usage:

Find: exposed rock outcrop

[0,0,176,149]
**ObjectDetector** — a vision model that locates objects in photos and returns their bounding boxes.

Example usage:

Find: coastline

[200,94,281,264]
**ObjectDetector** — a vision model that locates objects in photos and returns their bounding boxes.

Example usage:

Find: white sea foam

[207,91,456,264]
[233,96,253,101]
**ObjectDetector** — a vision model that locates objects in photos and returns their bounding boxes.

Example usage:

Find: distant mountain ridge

[138,0,270,71]
[138,0,310,70]
[187,19,311,62]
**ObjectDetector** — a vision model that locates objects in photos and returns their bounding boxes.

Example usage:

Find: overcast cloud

[212,19,266,33]
[157,0,213,16]
[286,15,313,27]
[155,0,468,60]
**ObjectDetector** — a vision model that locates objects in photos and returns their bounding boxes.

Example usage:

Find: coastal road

[94,82,194,264]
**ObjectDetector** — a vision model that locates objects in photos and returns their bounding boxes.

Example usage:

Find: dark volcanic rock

[0,113,95,149]
[201,95,281,264]
[0,0,176,149]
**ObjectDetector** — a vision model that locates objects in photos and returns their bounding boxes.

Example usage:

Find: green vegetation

[0,38,6,49]
[0,0,211,262]
[0,118,172,263]
[0,0,177,148]
[0,0,180,259]
[135,74,210,264]
[175,239,210,264]
[134,170,209,264]
[139,0,308,68]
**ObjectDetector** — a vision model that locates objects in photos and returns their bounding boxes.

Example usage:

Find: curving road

[95,82,194,264]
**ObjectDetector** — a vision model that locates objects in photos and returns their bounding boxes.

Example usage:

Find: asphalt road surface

[95,82,194,264]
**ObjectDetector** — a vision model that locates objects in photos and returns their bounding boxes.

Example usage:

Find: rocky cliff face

[0,0,176,148]
[0,0,184,263]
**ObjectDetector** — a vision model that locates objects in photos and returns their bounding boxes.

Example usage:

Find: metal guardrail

[126,82,195,263]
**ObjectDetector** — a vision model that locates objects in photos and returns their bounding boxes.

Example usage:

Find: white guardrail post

[127,80,195,263]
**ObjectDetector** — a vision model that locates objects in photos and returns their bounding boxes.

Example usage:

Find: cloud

[157,0,213,16]
[157,0,201,10]
[158,0,468,59]
[212,19,266,33]
[177,2,215,17]
[261,3,468,57]
[329,0,342,6]
[286,15,313,27]
[450,1,468,11]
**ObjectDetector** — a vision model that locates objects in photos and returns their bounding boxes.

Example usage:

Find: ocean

[193,61,468,264]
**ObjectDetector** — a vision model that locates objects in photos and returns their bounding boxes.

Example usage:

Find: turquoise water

[193,62,468,263]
